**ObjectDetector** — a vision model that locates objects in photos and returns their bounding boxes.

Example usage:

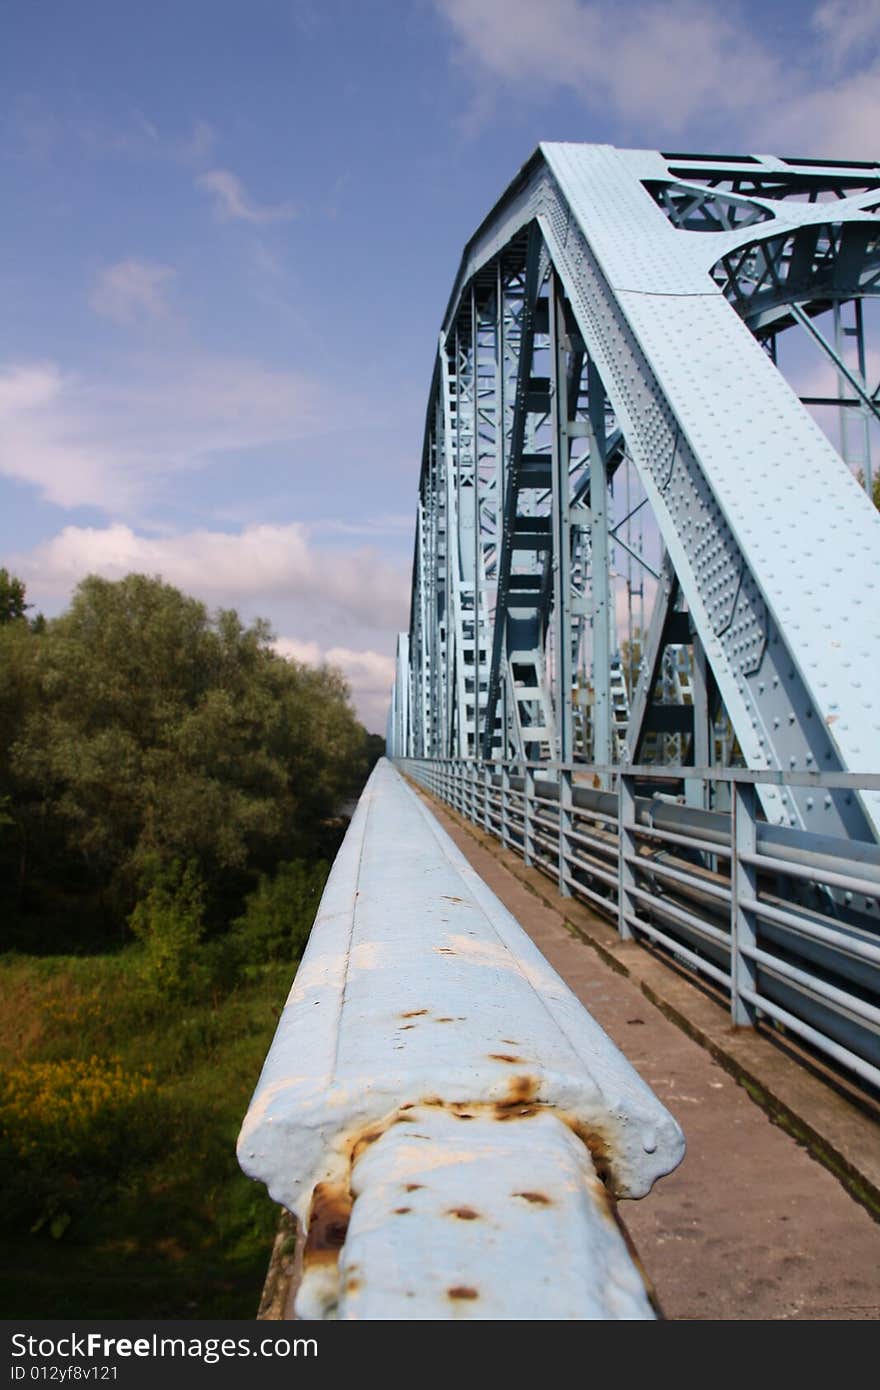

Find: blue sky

[2,0,879,729]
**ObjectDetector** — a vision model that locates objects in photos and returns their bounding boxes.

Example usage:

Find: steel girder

[393,145,880,843]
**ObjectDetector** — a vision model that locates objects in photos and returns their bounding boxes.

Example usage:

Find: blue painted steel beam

[392,144,880,844]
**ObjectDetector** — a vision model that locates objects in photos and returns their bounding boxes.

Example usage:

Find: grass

[0,946,297,1317]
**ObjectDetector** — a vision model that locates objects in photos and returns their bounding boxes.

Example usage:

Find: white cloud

[90,259,176,325]
[437,0,777,135]
[0,354,333,511]
[10,524,405,732]
[762,65,880,159]
[0,363,141,510]
[196,168,299,224]
[434,0,880,155]
[12,521,409,631]
[274,637,396,730]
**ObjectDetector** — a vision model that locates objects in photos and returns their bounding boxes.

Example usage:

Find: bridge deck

[410,783,880,1320]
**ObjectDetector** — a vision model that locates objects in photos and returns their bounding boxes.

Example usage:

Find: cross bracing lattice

[389,145,880,845]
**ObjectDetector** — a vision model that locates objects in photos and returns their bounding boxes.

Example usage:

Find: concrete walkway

[413,786,880,1321]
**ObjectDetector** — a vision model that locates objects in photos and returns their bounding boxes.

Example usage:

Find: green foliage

[231,858,328,964]
[129,857,206,997]
[0,568,29,624]
[0,571,371,937]
[0,1055,169,1237]
[0,568,376,1315]
[0,946,291,1315]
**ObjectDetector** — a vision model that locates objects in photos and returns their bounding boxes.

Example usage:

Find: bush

[0,1056,166,1235]
[231,859,328,965]
[129,858,206,997]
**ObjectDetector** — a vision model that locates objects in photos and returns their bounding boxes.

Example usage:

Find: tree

[7,573,369,928]
[0,569,29,625]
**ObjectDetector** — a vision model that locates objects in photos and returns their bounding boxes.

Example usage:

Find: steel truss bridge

[241,145,880,1321]
[388,144,880,1093]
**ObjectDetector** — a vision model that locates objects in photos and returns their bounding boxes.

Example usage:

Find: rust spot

[436,1016,455,1023]
[442,895,465,903]
[351,1122,389,1163]
[448,1286,479,1300]
[399,1024,416,1031]
[506,1074,539,1103]
[303,1181,352,1269]
[488,1052,524,1064]
[501,1039,519,1046]
[448,1206,479,1220]
[563,1119,615,1186]
[345,1276,361,1294]
[420,1095,444,1107]
[396,1113,415,1122]
[514,1191,551,1205]
[454,1111,475,1121]
[437,947,456,954]
[584,1132,613,1185]
[404,1183,423,1192]
[393,1206,412,1215]
[401,1009,428,1018]
[494,1103,538,1121]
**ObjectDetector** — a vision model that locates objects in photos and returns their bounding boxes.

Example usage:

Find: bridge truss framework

[390,144,880,840]
[389,144,880,1092]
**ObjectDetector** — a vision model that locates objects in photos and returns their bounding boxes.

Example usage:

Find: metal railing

[239,759,684,1320]
[399,759,880,1094]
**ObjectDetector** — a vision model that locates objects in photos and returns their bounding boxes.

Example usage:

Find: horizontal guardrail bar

[740,850,880,900]
[399,757,880,1094]
[239,759,684,1320]
[737,896,880,966]
[514,764,880,791]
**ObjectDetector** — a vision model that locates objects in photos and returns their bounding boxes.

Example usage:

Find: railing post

[617,772,636,941]
[523,764,536,867]
[558,766,572,898]
[500,763,510,849]
[731,781,759,1026]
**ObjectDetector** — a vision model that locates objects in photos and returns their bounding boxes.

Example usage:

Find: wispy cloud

[0,354,334,511]
[434,0,880,156]
[196,168,299,224]
[811,0,880,71]
[310,515,415,539]
[177,118,216,165]
[0,363,129,509]
[89,259,176,325]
